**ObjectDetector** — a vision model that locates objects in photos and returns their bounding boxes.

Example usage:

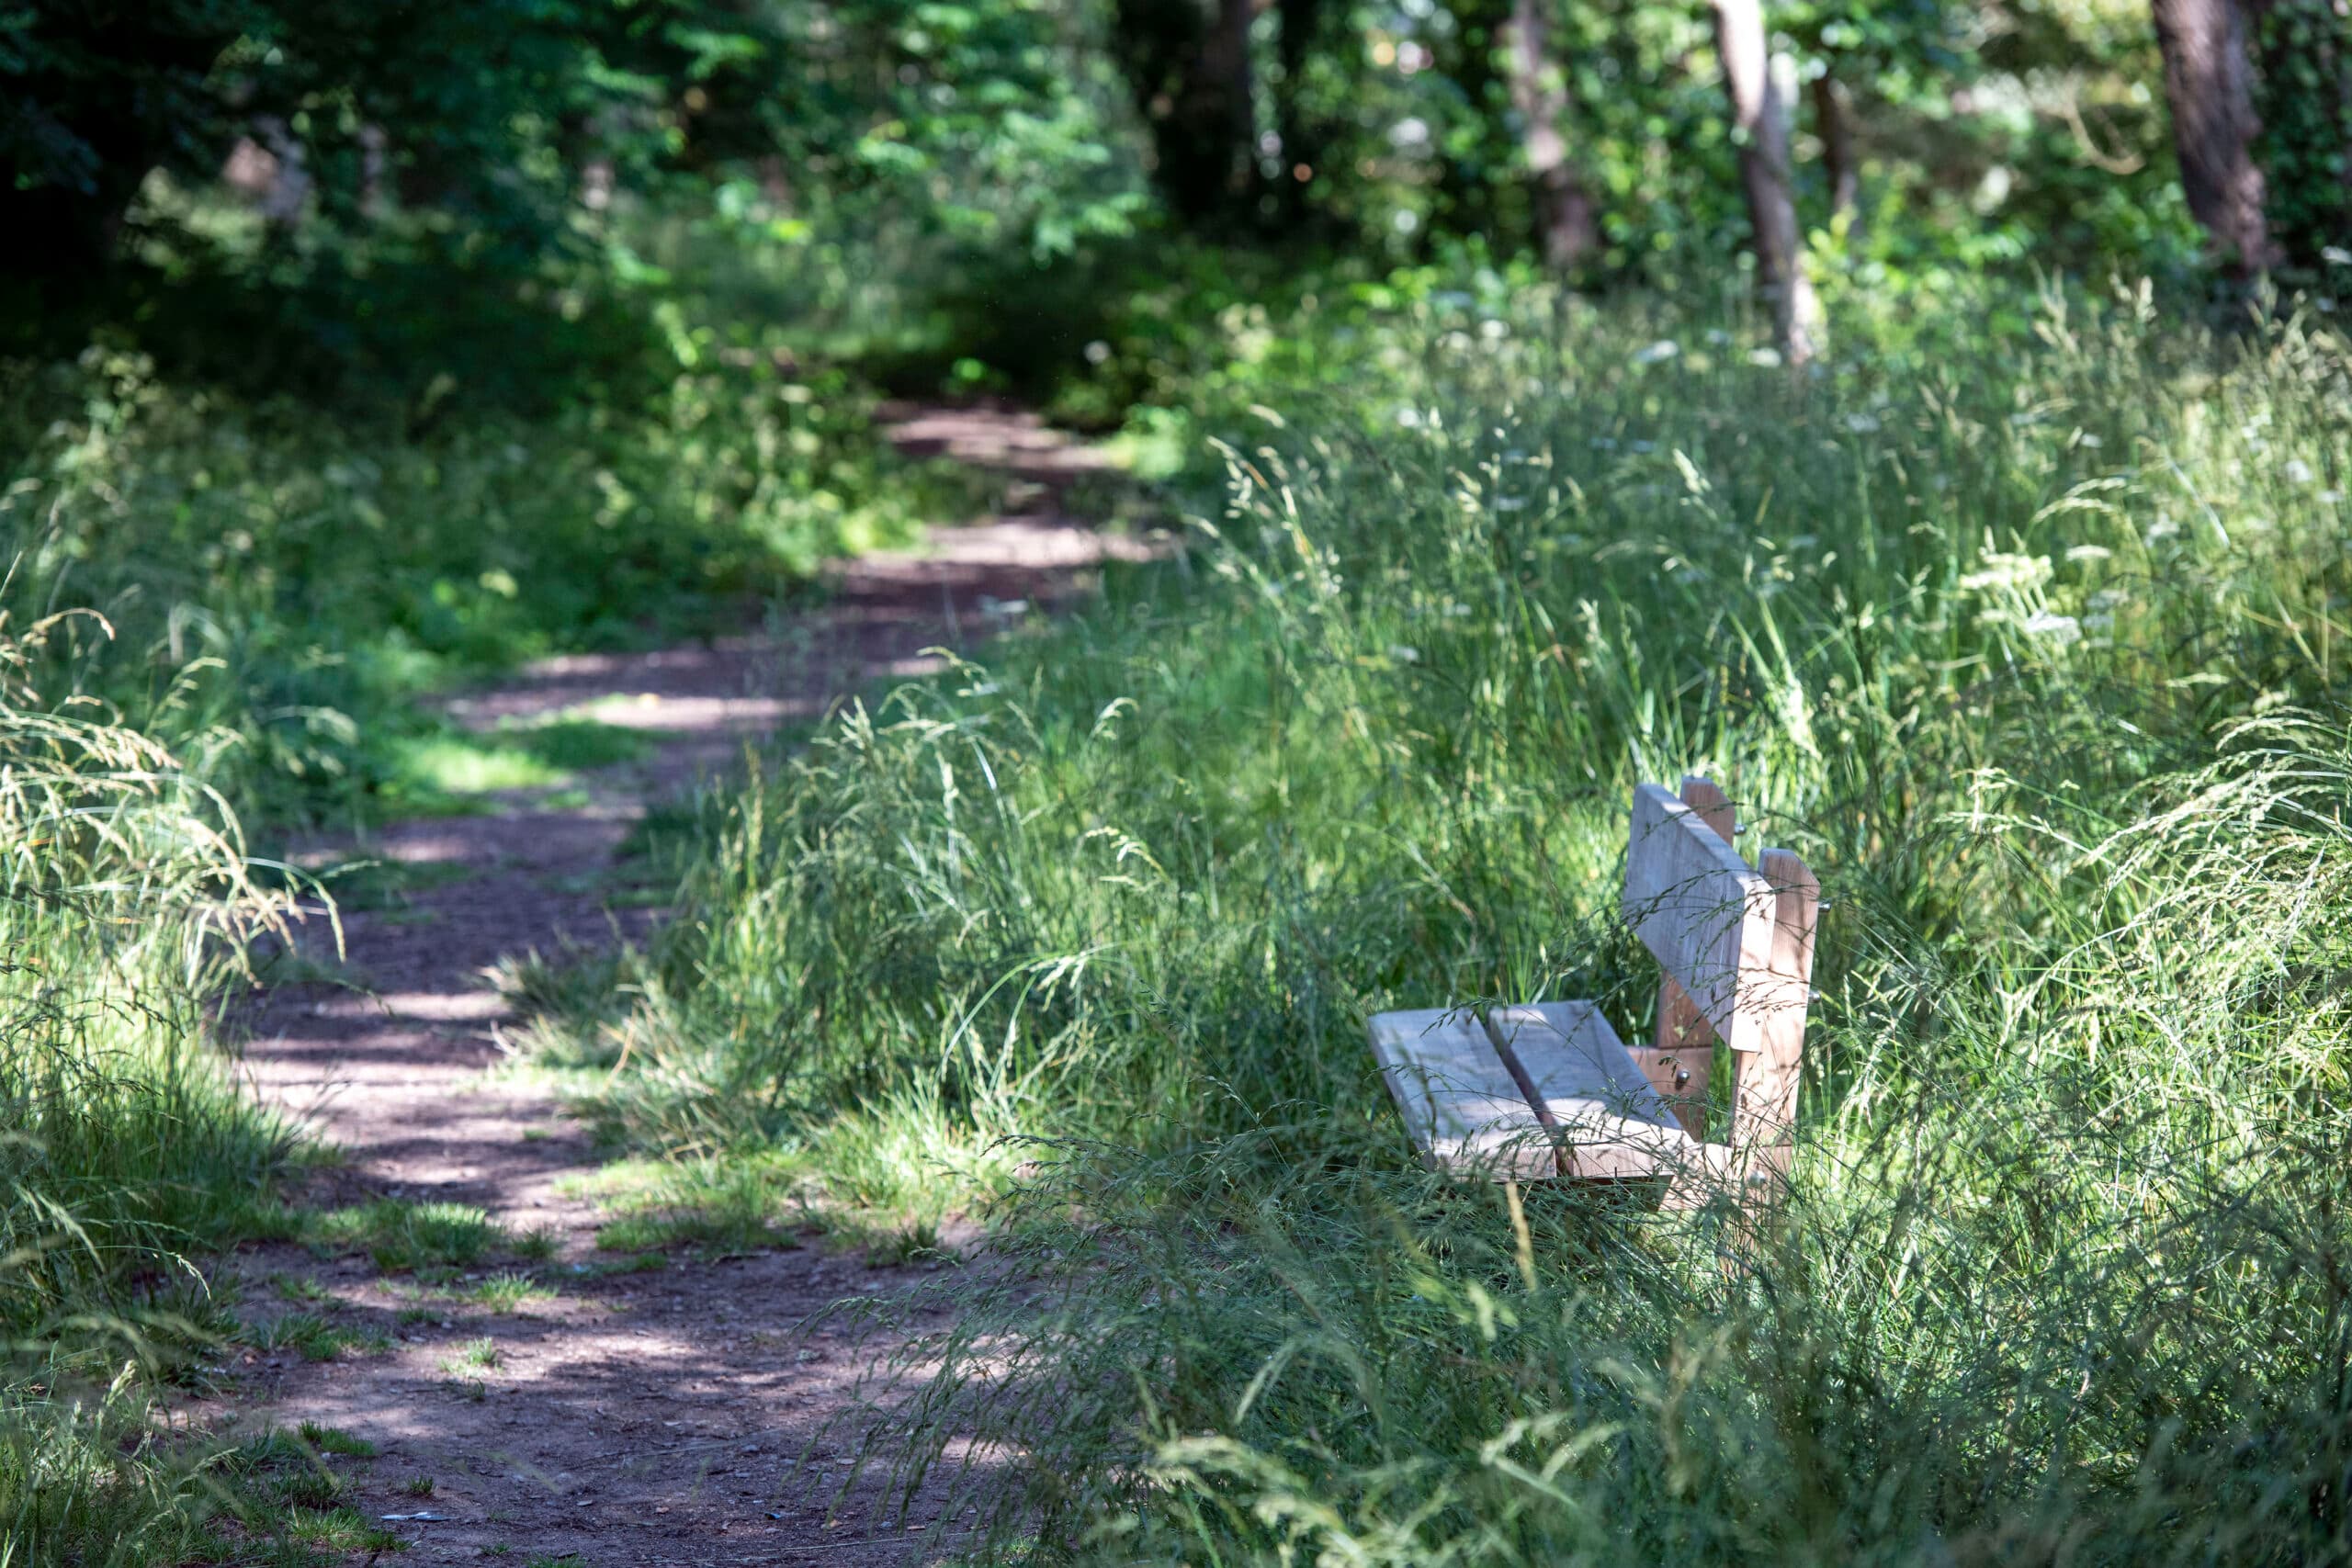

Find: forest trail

[219,407,1145,1566]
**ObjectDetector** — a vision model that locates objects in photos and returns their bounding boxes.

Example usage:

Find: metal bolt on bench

[1367,775,1819,1205]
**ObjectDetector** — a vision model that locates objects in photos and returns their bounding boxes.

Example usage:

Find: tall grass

[542,278,2352,1561]
[0,599,314,1560]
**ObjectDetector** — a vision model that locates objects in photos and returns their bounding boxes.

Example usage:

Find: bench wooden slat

[1622,783,1778,1056]
[1369,1008,1555,1180]
[1638,773,1736,1135]
[1485,1003,1698,1180]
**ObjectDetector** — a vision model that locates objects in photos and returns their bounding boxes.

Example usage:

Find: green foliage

[2254,0,2352,271]
[0,571,337,1557]
[575,1154,807,1254]
[294,1423,375,1459]
[0,334,965,826]
[250,1312,387,1363]
[537,278,2352,1559]
[0,0,1142,287]
[302,1199,507,1272]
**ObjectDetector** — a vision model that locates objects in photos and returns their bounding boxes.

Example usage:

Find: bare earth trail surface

[217,408,1143,1566]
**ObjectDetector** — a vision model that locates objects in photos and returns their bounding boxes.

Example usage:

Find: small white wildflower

[2145,517,2181,545]
[1479,319,1508,341]
[2064,545,2112,563]
[1493,496,1527,511]
[2285,457,2314,485]
[1632,339,1680,366]
[1748,347,1782,368]
[2321,490,2344,504]
[2324,246,2352,265]
[2083,612,2115,632]
[2075,433,2102,448]
[1396,407,1422,429]
[2022,612,2082,644]
[1442,603,1472,618]
[2089,588,2129,611]
[1386,645,1420,663]
[1844,412,1880,434]
[1083,340,1112,365]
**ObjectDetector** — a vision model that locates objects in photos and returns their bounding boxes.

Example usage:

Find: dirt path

[220,407,1142,1566]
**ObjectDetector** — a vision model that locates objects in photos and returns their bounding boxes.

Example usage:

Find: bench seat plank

[1485,1002,1699,1180]
[1369,1008,1555,1180]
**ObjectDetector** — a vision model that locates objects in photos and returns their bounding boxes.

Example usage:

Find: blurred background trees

[0,0,2345,396]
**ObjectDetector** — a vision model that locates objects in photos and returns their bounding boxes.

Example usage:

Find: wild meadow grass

[535,279,2352,1562]
[0,597,339,1557]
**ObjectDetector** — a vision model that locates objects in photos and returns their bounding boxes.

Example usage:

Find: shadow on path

[216,406,1154,1565]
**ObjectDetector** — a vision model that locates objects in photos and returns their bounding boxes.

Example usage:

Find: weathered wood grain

[1622,783,1778,1056]
[1639,773,1734,1135]
[1725,847,1819,1174]
[1368,1008,1555,1180]
[1485,1002,1697,1180]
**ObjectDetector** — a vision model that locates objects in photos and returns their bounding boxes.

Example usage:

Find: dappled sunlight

[239,1242,1002,1563]
[11,0,2346,1555]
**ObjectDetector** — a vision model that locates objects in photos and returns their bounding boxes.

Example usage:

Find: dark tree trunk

[1502,0,1599,267]
[2153,0,2282,274]
[1274,0,1323,218]
[1711,0,1824,363]
[1813,72,1858,225]
[1115,0,1261,227]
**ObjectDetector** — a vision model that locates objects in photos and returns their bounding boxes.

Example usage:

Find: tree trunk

[1114,0,1261,226]
[1196,0,1256,196]
[1812,72,1858,226]
[2153,0,2281,274]
[1711,0,1825,364]
[1275,0,1323,218]
[1502,0,1599,268]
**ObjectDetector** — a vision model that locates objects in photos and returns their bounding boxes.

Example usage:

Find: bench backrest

[1623,783,1777,1055]
[1621,775,1818,1153]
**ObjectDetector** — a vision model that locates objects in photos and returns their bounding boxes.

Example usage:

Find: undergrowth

[531,276,2352,1562]
[0,593,373,1555]
[0,334,985,829]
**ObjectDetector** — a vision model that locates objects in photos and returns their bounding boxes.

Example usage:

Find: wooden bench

[1369,776,1819,1201]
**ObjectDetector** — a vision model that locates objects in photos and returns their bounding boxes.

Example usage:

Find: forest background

[7,0,2352,1562]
